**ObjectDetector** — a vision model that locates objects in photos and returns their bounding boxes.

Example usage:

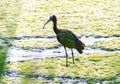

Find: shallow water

[7,36,120,62]
[4,36,120,84]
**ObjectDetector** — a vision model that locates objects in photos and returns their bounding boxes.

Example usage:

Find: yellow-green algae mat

[7,52,120,80]
[93,38,120,51]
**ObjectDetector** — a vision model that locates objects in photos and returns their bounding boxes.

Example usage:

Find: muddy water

[7,36,120,62]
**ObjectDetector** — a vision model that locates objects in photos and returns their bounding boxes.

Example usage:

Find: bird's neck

[53,21,58,34]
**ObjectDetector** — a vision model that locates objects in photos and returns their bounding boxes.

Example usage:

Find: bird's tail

[76,41,85,54]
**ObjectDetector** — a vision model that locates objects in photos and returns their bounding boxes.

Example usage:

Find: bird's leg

[64,47,68,67]
[71,49,75,64]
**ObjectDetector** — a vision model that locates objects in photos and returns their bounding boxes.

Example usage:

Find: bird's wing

[57,29,85,54]
[57,30,77,48]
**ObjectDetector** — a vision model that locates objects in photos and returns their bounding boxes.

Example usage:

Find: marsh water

[4,36,120,83]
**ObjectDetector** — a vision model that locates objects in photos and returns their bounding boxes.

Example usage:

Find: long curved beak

[43,19,51,29]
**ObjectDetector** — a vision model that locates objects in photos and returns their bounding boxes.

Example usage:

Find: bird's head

[43,15,56,29]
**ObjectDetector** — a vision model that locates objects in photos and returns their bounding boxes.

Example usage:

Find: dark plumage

[43,15,85,66]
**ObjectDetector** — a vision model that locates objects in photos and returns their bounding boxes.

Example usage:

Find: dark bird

[43,15,85,67]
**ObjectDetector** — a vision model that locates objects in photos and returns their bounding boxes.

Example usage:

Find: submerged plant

[0,38,9,80]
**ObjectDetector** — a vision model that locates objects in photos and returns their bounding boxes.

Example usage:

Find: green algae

[7,53,120,80]
[0,0,120,38]
[93,38,120,51]
[12,39,59,49]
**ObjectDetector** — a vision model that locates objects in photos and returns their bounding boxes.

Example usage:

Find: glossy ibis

[43,15,85,67]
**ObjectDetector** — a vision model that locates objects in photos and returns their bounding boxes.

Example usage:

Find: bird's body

[57,29,85,53]
[43,15,85,66]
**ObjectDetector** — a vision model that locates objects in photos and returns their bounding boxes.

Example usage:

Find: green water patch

[7,53,120,81]
[93,38,120,51]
